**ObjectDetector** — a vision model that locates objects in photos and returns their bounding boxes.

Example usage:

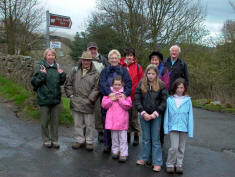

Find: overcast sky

[41,0,234,37]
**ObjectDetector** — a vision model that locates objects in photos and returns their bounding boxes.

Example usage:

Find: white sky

[40,0,235,37]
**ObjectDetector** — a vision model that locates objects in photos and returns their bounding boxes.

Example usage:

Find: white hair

[170,45,181,53]
[108,49,121,59]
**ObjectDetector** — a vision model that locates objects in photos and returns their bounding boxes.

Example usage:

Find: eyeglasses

[110,57,119,60]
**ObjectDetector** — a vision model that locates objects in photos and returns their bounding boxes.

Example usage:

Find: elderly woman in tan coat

[64,51,100,151]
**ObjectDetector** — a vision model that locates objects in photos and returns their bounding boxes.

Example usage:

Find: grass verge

[0,75,73,125]
[192,99,235,115]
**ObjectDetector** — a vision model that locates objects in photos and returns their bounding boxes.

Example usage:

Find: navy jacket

[163,57,189,90]
[99,65,132,97]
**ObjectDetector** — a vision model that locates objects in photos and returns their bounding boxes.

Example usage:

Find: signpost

[45,11,72,48]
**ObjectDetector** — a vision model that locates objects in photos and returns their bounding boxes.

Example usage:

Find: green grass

[192,99,235,115]
[0,75,73,125]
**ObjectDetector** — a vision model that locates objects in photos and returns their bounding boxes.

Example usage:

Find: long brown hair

[141,64,162,93]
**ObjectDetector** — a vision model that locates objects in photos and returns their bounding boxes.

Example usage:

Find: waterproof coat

[64,63,100,113]
[31,60,66,106]
[163,57,189,90]
[164,96,194,137]
[102,87,132,130]
[120,57,143,100]
[134,81,167,115]
[99,65,132,97]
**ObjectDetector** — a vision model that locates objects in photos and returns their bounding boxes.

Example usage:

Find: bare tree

[96,0,206,52]
[0,0,44,54]
[222,20,235,42]
[146,0,205,49]
[97,0,149,52]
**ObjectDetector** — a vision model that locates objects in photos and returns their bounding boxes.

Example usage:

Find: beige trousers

[72,111,95,144]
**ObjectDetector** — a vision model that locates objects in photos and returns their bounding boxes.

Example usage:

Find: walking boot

[52,141,60,149]
[166,167,175,174]
[86,144,94,151]
[72,142,85,149]
[103,146,111,153]
[176,167,183,174]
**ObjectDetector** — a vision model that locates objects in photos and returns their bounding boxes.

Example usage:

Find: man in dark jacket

[163,45,189,93]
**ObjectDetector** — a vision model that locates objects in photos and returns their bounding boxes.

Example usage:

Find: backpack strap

[137,63,140,73]
[71,66,79,80]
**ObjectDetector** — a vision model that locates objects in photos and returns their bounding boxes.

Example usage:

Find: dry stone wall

[0,53,35,91]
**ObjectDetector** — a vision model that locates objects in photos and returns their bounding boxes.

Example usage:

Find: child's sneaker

[119,156,127,163]
[136,159,145,165]
[153,165,161,172]
[43,141,52,148]
[112,152,119,159]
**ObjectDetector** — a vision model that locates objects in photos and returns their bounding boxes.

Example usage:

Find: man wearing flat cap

[87,42,109,143]
[87,42,109,72]
[64,51,100,151]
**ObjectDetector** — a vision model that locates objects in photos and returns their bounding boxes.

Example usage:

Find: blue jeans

[139,115,163,166]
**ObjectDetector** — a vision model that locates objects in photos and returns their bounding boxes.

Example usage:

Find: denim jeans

[139,115,163,166]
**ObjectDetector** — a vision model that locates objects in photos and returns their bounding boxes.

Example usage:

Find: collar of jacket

[78,62,96,74]
[120,57,137,67]
[166,56,181,63]
[169,95,191,108]
[110,86,124,94]
[42,60,57,69]
[108,65,121,72]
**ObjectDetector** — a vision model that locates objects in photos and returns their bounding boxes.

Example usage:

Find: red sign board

[49,13,72,29]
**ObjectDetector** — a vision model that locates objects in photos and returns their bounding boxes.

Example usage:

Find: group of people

[31,42,193,174]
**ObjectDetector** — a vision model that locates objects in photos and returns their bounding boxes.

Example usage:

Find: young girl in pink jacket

[101,76,132,162]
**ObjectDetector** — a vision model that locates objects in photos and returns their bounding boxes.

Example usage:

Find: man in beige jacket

[64,51,100,151]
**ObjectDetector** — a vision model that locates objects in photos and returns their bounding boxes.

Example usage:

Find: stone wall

[0,53,35,91]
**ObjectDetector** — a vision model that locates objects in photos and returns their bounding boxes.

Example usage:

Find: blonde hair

[43,48,56,59]
[108,49,121,59]
[141,64,162,93]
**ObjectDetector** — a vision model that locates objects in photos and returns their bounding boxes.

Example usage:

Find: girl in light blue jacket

[164,78,193,174]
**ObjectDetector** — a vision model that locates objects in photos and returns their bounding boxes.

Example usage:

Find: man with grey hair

[87,42,109,72]
[163,45,189,92]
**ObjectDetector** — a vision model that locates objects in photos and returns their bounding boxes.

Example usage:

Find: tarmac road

[0,101,235,177]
